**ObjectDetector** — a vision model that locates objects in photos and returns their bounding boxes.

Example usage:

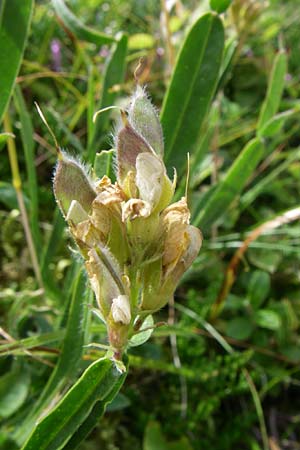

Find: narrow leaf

[14,85,42,254]
[22,357,127,450]
[161,12,224,173]
[257,50,288,131]
[88,33,128,161]
[194,138,264,232]
[0,0,34,123]
[15,268,89,446]
[52,0,115,46]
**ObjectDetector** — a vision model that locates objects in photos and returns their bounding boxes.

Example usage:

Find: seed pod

[53,154,96,217]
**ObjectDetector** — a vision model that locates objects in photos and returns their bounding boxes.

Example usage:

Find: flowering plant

[53,86,202,360]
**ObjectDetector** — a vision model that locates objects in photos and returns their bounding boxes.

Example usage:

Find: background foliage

[1,0,300,449]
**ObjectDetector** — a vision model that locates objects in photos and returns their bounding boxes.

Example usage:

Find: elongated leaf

[41,206,66,296]
[87,33,128,161]
[52,0,114,45]
[0,181,29,209]
[14,85,42,254]
[94,150,115,180]
[257,50,287,131]
[63,365,127,450]
[0,367,30,418]
[194,138,264,231]
[0,0,33,123]
[161,13,224,172]
[258,108,297,138]
[210,0,232,14]
[22,357,127,450]
[240,149,300,210]
[15,268,89,446]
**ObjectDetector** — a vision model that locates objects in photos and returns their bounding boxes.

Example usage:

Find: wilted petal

[86,246,124,318]
[111,295,131,325]
[73,220,102,248]
[122,198,152,221]
[182,225,202,269]
[94,176,126,205]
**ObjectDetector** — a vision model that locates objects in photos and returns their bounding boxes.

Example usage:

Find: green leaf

[226,317,254,340]
[94,150,115,180]
[257,109,297,138]
[257,50,288,131]
[51,0,115,45]
[41,207,66,296]
[143,421,193,450]
[161,12,224,173]
[129,315,154,347]
[144,421,167,450]
[22,357,127,450]
[210,0,232,14]
[194,137,264,232]
[240,149,300,210]
[254,309,282,330]
[88,33,128,161]
[14,85,42,255]
[0,367,30,418]
[247,270,271,309]
[0,0,34,123]
[106,392,130,412]
[15,268,89,446]
[0,181,29,209]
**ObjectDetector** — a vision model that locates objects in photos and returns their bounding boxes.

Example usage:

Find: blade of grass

[14,85,42,255]
[175,304,270,450]
[0,0,34,122]
[14,267,89,446]
[194,137,264,232]
[161,12,224,173]
[4,113,43,289]
[87,33,128,162]
[257,49,288,131]
[52,0,115,46]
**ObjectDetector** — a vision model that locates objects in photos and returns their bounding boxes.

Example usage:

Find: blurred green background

[1,0,300,449]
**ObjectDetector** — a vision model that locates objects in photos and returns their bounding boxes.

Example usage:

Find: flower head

[53,86,202,358]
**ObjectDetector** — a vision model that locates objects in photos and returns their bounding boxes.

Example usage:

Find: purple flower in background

[51,39,62,72]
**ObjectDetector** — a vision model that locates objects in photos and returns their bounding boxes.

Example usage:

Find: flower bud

[53,154,96,217]
[111,295,131,325]
[116,117,153,187]
[128,85,164,156]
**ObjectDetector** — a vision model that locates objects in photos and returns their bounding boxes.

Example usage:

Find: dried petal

[122,198,151,221]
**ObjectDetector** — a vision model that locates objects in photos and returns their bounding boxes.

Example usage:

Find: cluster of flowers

[53,86,202,358]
